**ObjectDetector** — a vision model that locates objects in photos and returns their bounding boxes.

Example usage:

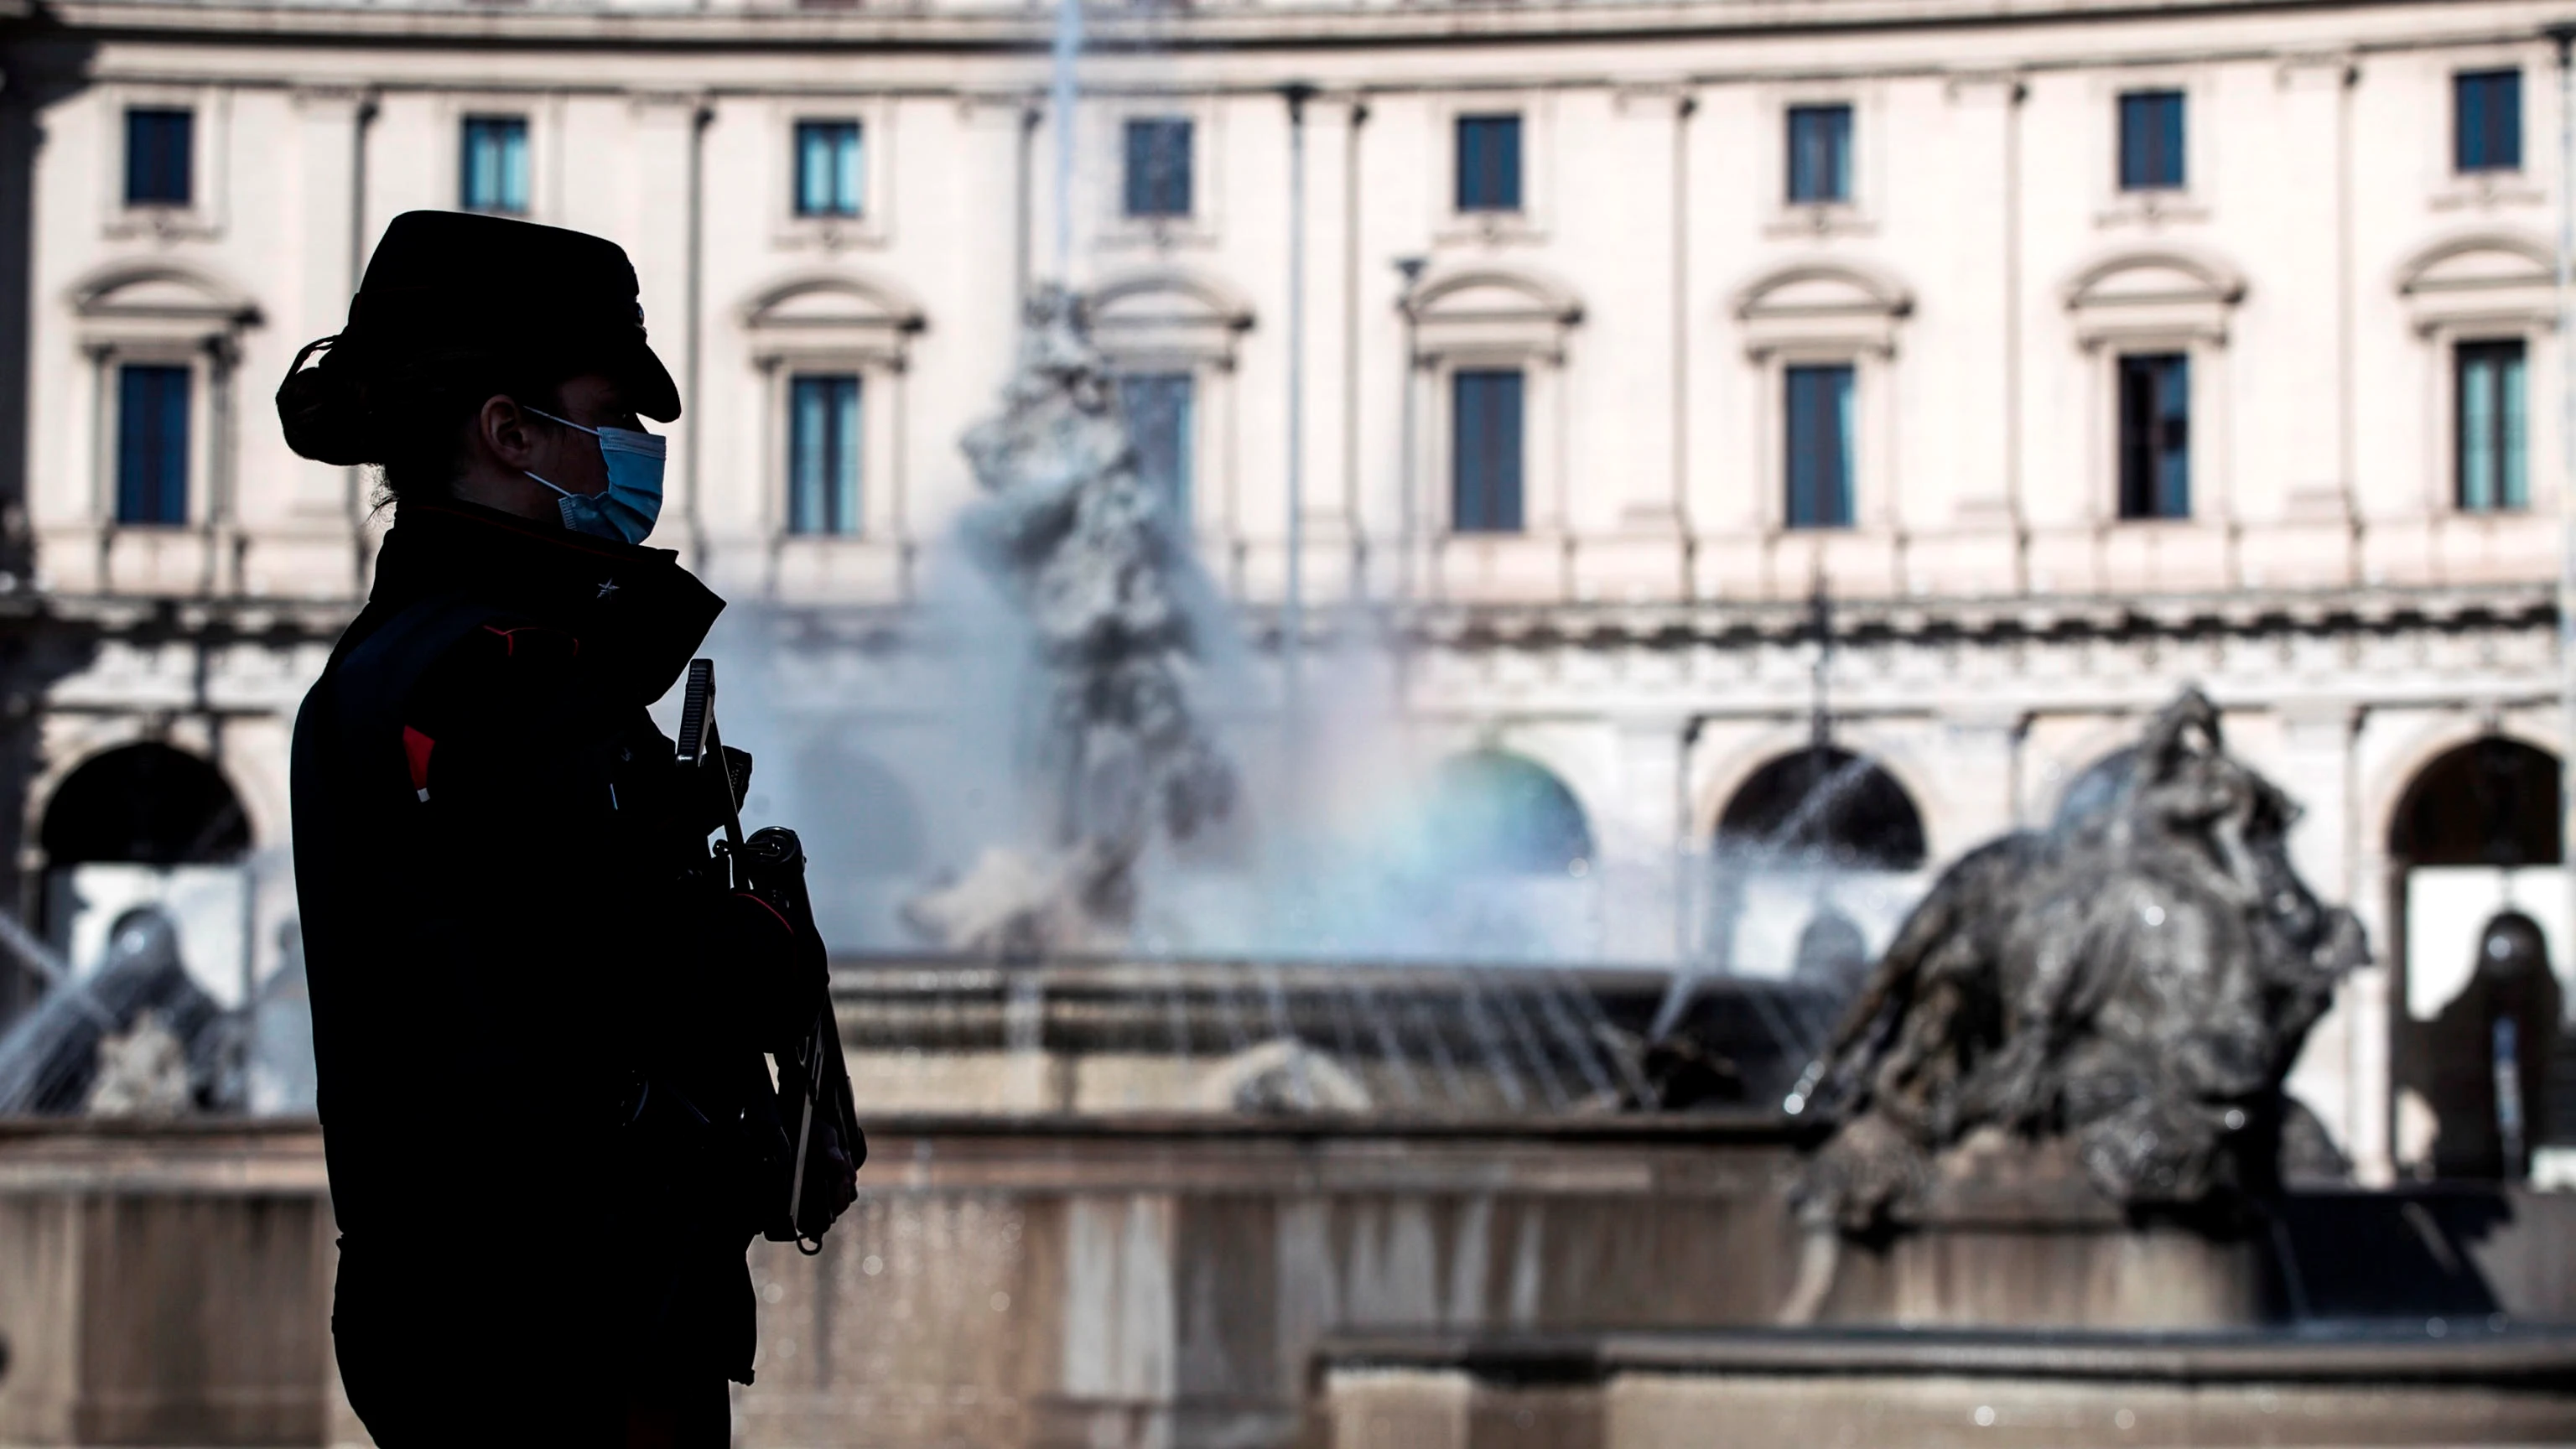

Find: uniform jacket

[292,500,808,1398]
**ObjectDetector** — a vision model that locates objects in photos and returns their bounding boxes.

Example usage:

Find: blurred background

[0,0,2573,1443]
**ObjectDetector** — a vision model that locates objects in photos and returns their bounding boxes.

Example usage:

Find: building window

[460,116,530,215]
[793,121,864,218]
[2456,70,2522,173]
[123,109,193,207]
[1123,118,1192,219]
[2117,90,2185,191]
[1784,364,1856,528]
[1786,104,1852,205]
[1452,369,1524,533]
[1117,372,1194,525]
[787,374,861,536]
[2116,353,2191,520]
[2458,340,2528,513]
[116,364,190,526]
[1456,114,1523,213]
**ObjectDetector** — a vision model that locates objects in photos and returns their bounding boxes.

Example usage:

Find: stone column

[1906,74,2023,595]
[1571,88,1690,605]
[289,88,369,525]
[2259,56,2359,588]
[2272,702,2376,1176]
[1602,714,1689,963]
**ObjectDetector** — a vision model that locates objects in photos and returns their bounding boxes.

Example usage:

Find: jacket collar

[361,500,723,705]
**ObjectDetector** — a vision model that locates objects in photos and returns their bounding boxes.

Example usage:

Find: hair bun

[276,335,375,466]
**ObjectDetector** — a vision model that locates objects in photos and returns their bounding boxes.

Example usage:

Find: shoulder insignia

[402,725,435,802]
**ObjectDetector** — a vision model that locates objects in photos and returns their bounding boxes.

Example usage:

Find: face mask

[522,406,667,546]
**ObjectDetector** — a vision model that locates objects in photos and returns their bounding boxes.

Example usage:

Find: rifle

[675,657,865,1253]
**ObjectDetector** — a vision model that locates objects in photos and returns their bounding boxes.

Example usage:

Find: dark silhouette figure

[283,213,850,1447]
[2416,911,2562,1180]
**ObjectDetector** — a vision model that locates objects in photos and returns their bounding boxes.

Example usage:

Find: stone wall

[2,1119,2569,1447]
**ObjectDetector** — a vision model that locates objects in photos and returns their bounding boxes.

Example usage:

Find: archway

[1424,751,1592,877]
[41,743,247,866]
[2390,737,2560,869]
[36,744,252,1010]
[1715,746,1926,870]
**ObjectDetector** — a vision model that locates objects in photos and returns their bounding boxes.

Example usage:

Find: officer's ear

[470,394,543,468]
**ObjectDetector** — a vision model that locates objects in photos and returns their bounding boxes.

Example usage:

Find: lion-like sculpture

[1797,688,2368,1230]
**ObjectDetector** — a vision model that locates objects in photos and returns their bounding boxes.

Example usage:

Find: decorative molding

[739,270,927,367]
[2062,247,2245,348]
[1404,264,1583,364]
[2395,230,2558,335]
[1085,266,1255,369]
[1733,258,1913,359]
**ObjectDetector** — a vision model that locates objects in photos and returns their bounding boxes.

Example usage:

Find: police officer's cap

[279,210,678,465]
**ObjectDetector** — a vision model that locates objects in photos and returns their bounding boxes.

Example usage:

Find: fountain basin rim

[1316,1323,2576,1388]
[0,1109,1809,1144]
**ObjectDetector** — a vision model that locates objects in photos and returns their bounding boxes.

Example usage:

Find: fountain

[900,283,1236,958]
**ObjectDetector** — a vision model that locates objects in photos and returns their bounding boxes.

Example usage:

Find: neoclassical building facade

[0,0,2568,1178]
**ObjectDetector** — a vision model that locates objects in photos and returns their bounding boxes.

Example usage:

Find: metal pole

[2557,25,2576,1020]
[1284,84,1312,768]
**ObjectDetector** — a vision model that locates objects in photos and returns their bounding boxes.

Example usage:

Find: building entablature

[29,0,2564,57]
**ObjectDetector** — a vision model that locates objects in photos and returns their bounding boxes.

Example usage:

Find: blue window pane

[1456,114,1523,212]
[1117,372,1194,526]
[2456,70,2523,173]
[794,121,864,217]
[2117,91,2185,190]
[116,364,190,526]
[2459,340,2529,512]
[1786,105,1852,204]
[1123,118,1193,219]
[788,374,862,535]
[461,116,530,214]
[1784,364,1855,528]
[2117,353,2191,520]
[1452,370,1524,533]
[124,109,193,206]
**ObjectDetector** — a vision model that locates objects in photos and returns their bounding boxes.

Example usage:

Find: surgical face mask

[522,406,667,546]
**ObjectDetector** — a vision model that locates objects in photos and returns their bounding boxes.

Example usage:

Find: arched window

[2390,737,2561,868]
[41,744,247,866]
[1715,746,1925,870]
[1424,751,1592,877]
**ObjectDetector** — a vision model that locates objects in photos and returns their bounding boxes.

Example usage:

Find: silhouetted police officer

[283,211,854,1447]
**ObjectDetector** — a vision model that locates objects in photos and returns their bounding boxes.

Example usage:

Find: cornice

[23,578,2553,653]
[1391,580,2558,649]
[735,579,2558,652]
[25,0,2562,55]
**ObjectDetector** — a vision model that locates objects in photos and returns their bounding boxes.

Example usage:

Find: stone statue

[902,286,1237,955]
[1797,688,2367,1230]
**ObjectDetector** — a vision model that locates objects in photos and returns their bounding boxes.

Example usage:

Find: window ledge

[2432,172,2544,212]
[103,206,218,242]
[774,213,888,252]
[1435,210,1545,247]
[1098,214,1217,252]
[2095,191,2207,229]
[1763,204,1872,241]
